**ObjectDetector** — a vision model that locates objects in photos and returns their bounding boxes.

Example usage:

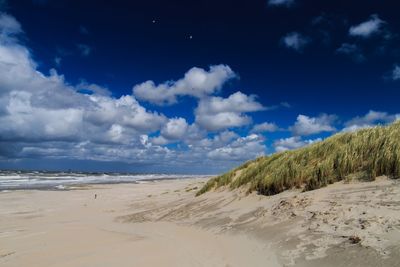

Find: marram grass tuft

[197,121,400,196]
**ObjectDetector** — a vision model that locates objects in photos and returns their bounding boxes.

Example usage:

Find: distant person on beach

[94,194,97,199]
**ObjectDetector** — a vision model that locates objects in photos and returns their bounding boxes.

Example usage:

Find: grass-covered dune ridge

[197,121,400,196]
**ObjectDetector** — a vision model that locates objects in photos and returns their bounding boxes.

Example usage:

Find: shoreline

[1,177,399,266]
[0,175,212,192]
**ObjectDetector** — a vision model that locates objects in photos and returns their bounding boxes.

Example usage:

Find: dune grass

[197,121,400,196]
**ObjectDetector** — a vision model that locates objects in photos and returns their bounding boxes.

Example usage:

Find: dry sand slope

[1,177,400,267]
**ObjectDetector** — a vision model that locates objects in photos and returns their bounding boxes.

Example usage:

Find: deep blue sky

[0,0,399,173]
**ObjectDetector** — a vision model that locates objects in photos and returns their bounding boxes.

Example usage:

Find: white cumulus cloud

[160,117,189,140]
[195,91,265,131]
[133,65,235,105]
[274,136,321,152]
[0,13,168,152]
[349,14,384,38]
[0,12,22,40]
[343,110,400,132]
[251,122,279,133]
[207,134,266,161]
[290,114,337,136]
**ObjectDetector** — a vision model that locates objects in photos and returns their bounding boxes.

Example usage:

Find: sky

[0,0,399,174]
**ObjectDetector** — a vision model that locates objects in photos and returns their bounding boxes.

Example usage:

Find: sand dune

[1,177,399,266]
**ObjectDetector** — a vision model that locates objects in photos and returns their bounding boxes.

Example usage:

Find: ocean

[0,170,210,191]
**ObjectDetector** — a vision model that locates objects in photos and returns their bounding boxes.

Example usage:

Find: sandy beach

[1,177,400,267]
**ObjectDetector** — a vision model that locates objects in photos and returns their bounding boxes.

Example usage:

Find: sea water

[0,170,208,191]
